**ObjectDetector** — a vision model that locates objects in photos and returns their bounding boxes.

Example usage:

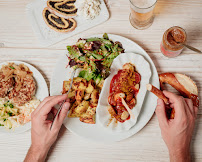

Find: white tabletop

[0,0,202,161]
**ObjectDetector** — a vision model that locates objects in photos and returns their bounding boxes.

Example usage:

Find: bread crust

[159,73,199,107]
[42,7,77,33]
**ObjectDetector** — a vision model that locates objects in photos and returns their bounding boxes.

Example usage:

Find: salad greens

[67,33,124,84]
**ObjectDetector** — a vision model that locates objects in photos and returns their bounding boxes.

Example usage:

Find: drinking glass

[129,0,157,30]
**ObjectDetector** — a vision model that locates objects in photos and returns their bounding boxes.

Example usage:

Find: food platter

[50,34,159,142]
[26,0,109,47]
[0,61,49,135]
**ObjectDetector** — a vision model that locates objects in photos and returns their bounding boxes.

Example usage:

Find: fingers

[34,96,55,114]
[184,98,194,116]
[51,107,58,117]
[163,91,181,104]
[163,91,186,118]
[39,94,68,116]
[193,106,198,118]
[155,99,168,127]
[51,102,70,130]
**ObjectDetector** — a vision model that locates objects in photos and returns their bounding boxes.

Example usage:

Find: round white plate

[0,61,49,135]
[50,34,159,142]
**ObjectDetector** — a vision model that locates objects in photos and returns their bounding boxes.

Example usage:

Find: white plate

[97,53,151,132]
[26,0,109,47]
[50,34,159,142]
[0,61,49,135]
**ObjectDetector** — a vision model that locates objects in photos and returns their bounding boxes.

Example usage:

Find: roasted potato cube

[79,106,96,124]
[84,93,91,100]
[68,90,75,98]
[63,80,71,93]
[75,100,89,114]
[85,80,95,94]
[75,89,84,103]
[72,77,87,90]
[91,89,99,103]
[68,102,80,118]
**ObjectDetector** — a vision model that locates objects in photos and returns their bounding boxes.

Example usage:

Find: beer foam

[131,0,156,8]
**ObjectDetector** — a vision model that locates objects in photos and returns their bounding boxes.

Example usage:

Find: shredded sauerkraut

[0,97,40,129]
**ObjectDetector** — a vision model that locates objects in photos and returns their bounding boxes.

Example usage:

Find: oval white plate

[50,34,159,142]
[97,53,151,132]
[0,61,49,135]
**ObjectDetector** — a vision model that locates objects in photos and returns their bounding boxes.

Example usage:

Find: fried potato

[75,89,84,103]
[91,89,99,103]
[80,106,96,124]
[84,93,91,100]
[85,80,94,94]
[74,100,89,114]
[63,80,71,93]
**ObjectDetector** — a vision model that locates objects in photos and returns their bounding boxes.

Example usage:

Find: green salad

[67,33,124,86]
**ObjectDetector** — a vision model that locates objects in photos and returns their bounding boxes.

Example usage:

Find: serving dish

[0,61,49,135]
[26,0,109,47]
[50,34,159,142]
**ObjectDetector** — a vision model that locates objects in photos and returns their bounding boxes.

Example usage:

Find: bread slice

[159,72,199,106]
[174,73,198,95]
[47,0,77,19]
[42,7,77,33]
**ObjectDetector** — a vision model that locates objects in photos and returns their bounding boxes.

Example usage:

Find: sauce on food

[108,64,141,123]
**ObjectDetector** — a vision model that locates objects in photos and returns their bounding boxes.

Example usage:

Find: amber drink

[129,0,157,30]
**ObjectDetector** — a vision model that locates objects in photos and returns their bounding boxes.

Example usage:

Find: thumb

[155,99,168,127]
[52,102,70,130]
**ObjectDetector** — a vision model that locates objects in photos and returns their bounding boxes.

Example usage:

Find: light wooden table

[0,0,202,161]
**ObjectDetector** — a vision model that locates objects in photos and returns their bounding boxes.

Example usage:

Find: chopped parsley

[9,104,14,108]
[9,66,15,69]
[8,112,13,116]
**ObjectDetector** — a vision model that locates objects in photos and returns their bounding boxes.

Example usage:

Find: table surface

[0,0,202,161]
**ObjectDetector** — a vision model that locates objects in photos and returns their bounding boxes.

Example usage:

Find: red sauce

[108,67,141,123]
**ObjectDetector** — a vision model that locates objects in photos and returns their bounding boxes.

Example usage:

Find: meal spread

[64,33,125,124]
[108,63,141,123]
[0,63,40,129]
[75,0,101,19]
[160,26,187,57]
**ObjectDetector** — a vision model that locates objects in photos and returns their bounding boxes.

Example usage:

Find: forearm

[169,149,191,162]
[24,145,49,162]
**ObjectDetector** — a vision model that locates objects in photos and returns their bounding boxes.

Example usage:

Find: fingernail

[63,103,70,110]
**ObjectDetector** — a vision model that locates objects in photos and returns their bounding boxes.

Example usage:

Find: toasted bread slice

[47,0,77,19]
[42,7,77,33]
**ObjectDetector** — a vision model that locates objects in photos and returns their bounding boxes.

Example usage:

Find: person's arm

[24,95,70,162]
[155,91,198,162]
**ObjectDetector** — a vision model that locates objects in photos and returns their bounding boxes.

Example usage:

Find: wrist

[29,144,49,161]
[169,148,191,162]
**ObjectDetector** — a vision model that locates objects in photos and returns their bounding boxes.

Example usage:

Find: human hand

[24,94,70,162]
[155,91,198,162]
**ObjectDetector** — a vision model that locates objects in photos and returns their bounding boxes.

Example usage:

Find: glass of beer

[129,0,157,30]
